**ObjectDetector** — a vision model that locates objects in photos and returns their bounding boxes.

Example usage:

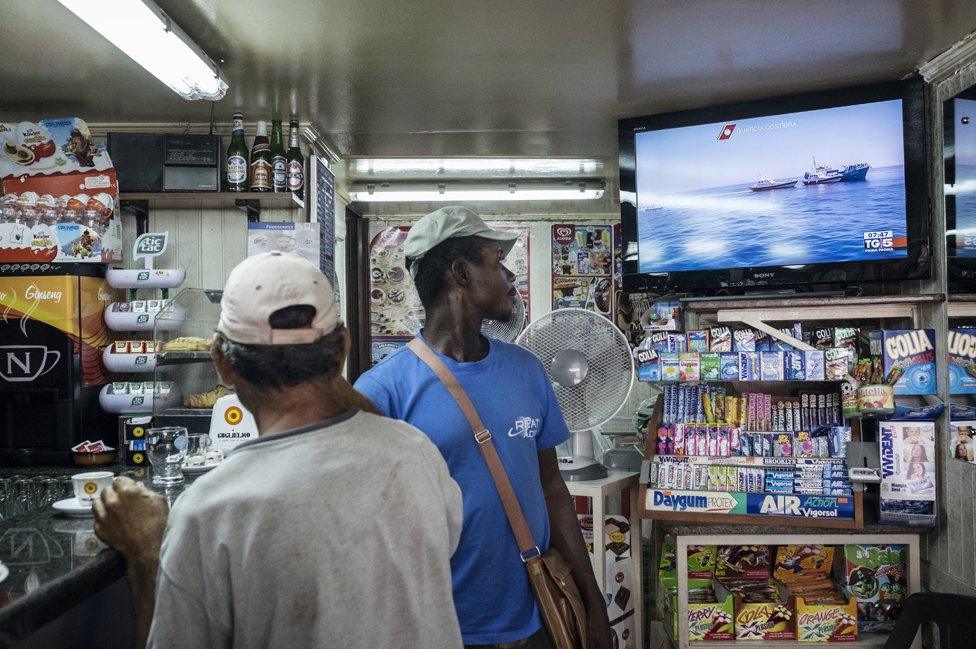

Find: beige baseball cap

[404,205,519,279]
[217,251,338,345]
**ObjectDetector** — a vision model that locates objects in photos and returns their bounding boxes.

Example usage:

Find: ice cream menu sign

[551,223,613,316]
[0,118,122,264]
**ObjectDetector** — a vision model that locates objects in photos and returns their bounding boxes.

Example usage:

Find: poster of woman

[950,421,976,464]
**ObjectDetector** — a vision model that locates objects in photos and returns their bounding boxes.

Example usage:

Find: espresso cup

[72,471,114,506]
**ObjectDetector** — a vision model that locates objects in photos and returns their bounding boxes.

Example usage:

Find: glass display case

[152,288,225,436]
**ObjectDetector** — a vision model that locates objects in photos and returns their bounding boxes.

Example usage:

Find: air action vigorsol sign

[746,493,855,520]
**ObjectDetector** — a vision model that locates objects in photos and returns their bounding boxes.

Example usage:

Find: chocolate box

[659,536,718,581]
[794,590,858,642]
[665,579,734,642]
[729,580,797,641]
[841,544,907,633]
[716,545,771,580]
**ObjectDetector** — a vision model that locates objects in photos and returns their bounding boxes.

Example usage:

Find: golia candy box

[869,329,936,395]
[948,328,976,395]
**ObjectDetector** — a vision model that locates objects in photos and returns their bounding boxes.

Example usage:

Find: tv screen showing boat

[634,99,906,274]
[619,79,930,292]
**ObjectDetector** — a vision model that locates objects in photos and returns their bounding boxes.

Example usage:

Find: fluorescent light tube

[353,158,602,175]
[349,180,605,202]
[57,0,227,101]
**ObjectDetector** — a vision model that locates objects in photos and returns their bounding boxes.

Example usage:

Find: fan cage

[516,308,634,433]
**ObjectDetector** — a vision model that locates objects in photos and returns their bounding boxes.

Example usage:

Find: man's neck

[249,380,354,437]
[422,299,488,363]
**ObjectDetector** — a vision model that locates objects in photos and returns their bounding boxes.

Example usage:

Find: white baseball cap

[217,251,338,345]
[404,206,519,279]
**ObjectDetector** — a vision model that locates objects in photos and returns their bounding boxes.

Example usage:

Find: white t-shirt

[147,409,464,649]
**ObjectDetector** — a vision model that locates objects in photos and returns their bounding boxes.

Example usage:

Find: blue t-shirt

[354,335,570,645]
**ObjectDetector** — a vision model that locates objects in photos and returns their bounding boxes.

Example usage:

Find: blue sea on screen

[637,165,907,273]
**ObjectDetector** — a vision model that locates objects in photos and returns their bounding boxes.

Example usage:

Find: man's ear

[449,257,471,287]
[212,337,241,387]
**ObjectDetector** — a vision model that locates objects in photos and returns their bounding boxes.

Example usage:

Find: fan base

[558,457,608,482]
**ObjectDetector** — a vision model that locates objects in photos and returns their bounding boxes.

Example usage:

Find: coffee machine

[0,263,119,464]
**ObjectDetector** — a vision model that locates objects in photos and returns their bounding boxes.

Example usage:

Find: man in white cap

[93,251,464,649]
[355,207,612,649]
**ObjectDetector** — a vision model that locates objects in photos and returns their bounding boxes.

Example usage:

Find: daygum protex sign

[746,494,855,519]
[646,490,744,514]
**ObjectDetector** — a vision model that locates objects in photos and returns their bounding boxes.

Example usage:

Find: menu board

[246,222,320,267]
[311,156,336,289]
[368,223,531,365]
[551,223,613,316]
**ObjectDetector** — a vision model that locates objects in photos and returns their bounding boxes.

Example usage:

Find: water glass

[183,433,212,467]
[146,426,188,486]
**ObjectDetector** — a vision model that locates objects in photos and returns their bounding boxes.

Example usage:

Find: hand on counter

[92,477,168,565]
[92,476,168,649]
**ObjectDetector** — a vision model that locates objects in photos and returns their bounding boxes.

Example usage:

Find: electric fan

[516,308,635,481]
[481,293,526,342]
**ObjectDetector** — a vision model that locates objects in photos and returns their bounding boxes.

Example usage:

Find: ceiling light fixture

[353,158,603,176]
[57,0,227,101]
[348,180,605,202]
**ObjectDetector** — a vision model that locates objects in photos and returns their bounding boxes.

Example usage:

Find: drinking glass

[146,427,188,486]
[183,433,212,468]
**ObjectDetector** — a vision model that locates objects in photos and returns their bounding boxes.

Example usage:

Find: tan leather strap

[408,338,540,557]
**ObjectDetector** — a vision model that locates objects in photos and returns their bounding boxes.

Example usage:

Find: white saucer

[181,463,219,475]
[53,498,94,517]
[0,563,8,584]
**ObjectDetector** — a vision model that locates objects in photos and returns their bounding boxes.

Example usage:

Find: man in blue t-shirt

[355,206,612,649]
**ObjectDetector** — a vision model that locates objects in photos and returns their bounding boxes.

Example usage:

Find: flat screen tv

[619,78,930,293]
[944,92,976,283]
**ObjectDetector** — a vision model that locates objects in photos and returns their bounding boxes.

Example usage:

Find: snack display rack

[151,287,225,436]
[640,295,939,648]
[638,295,944,531]
[98,234,186,415]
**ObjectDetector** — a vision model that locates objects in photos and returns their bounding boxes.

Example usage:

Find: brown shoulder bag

[408,338,588,649]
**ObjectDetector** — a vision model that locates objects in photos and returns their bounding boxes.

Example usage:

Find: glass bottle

[226,112,249,192]
[249,120,271,192]
[286,120,305,199]
[270,119,287,193]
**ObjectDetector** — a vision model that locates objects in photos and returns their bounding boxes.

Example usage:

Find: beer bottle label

[287,161,304,190]
[228,155,247,184]
[232,116,244,133]
[251,160,271,189]
[272,156,287,189]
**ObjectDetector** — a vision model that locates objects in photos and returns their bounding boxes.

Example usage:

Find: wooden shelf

[684,294,944,313]
[119,191,302,220]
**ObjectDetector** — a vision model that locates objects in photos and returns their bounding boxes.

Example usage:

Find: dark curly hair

[215,305,345,390]
[407,235,488,307]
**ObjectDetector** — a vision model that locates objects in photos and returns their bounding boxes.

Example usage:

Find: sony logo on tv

[751,272,776,280]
